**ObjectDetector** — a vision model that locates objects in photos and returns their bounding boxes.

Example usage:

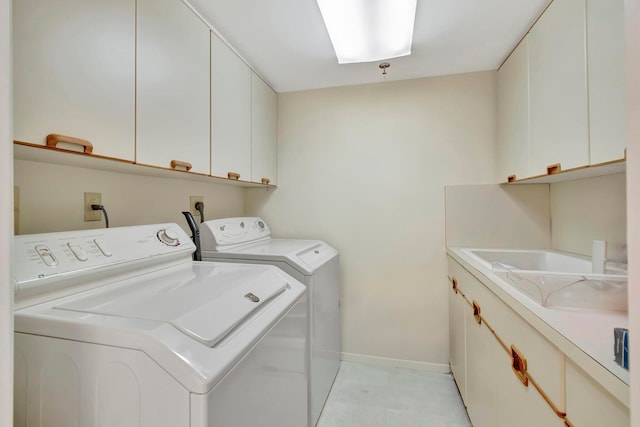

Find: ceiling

[187,0,551,93]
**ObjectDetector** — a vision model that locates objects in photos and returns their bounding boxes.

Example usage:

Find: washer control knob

[257,220,265,230]
[157,228,180,246]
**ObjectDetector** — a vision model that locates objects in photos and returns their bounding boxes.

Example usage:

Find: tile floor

[317,362,472,427]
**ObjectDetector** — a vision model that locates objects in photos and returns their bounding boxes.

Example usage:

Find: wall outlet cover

[190,196,203,216]
[84,192,102,221]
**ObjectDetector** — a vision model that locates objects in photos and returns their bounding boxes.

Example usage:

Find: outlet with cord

[190,196,205,223]
[84,192,102,221]
[84,192,110,228]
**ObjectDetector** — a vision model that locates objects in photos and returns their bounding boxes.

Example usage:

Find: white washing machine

[13,223,308,427]
[199,217,340,427]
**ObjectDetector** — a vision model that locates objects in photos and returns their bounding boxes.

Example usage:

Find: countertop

[447,246,629,407]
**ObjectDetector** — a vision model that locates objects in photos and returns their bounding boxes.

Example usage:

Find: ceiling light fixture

[379,62,390,76]
[316,0,417,64]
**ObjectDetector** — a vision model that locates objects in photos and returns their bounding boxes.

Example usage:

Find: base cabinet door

[494,302,566,427]
[136,0,210,174]
[448,275,467,403]
[13,0,135,160]
[566,361,629,426]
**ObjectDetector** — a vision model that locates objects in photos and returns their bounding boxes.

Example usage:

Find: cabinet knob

[46,134,93,154]
[170,160,192,171]
[261,178,271,185]
[546,163,561,175]
[507,175,516,183]
[227,172,240,180]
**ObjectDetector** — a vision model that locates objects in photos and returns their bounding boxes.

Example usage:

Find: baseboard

[340,352,451,374]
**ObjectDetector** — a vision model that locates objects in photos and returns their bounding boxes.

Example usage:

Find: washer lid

[54,263,288,347]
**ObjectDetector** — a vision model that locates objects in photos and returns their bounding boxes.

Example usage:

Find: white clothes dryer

[199,217,340,427]
[13,223,307,427]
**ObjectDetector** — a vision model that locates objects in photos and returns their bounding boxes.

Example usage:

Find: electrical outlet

[84,192,102,221]
[190,196,203,216]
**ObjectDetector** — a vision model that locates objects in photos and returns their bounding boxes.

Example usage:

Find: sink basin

[467,249,626,275]
[461,249,628,312]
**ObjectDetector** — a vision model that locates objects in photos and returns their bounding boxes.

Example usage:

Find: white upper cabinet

[251,73,278,185]
[497,38,531,182]
[136,0,210,174]
[529,0,589,176]
[210,33,252,181]
[586,0,626,164]
[13,0,135,160]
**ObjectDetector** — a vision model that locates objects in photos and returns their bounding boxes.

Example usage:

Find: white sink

[462,248,628,312]
[469,249,592,273]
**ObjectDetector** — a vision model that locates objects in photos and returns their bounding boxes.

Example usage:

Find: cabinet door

[136,0,210,174]
[454,265,499,427]
[565,360,629,426]
[529,0,589,175]
[587,0,626,164]
[211,33,251,180]
[448,259,467,403]
[494,301,565,427]
[13,0,135,160]
[497,37,531,182]
[251,73,278,185]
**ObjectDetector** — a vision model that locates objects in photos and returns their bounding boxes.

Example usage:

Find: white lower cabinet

[448,271,467,402]
[493,298,565,427]
[448,256,628,427]
[566,360,630,426]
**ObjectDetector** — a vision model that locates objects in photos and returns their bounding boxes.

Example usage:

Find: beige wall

[550,174,627,260]
[246,71,498,367]
[14,160,246,235]
[445,184,551,248]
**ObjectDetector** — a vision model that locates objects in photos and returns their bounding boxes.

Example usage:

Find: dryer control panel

[201,217,271,250]
[14,223,195,306]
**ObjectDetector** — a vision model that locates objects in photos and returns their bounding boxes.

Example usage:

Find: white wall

[625,0,640,424]
[1,0,13,424]
[14,160,246,235]
[246,71,497,367]
[550,174,627,260]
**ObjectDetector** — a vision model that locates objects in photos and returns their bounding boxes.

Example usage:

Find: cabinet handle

[46,134,93,154]
[227,172,240,180]
[472,300,482,324]
[450,277,458,293]
[170,160,192,171]
[511,345,529,386]
[261,178,271,185]
[507,175,516,183]
[546,163,561,175]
